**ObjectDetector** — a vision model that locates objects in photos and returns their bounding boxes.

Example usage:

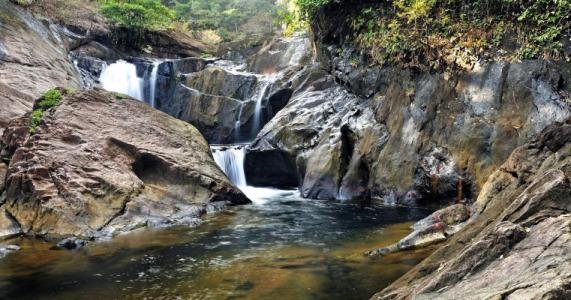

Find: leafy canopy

[174,0,278,42]
[100,0,174,30]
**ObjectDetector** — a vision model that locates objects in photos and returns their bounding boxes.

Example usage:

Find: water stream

[0,194,433,300]
[99,60,160,108]
[35,40,441,300]
[99,60,144,101]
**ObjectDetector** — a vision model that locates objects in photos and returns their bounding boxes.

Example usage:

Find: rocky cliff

[243,4,571,203]
[373,119,571,299]
[0,0,81,136]
[0,89,249,240]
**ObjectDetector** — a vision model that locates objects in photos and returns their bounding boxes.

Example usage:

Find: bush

[100,0,174,30]
[346,0,571,68]
[38,89,63,110]
[29,110,44,135]
[100,0,174,45]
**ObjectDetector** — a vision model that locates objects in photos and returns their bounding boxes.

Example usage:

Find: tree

[100,0,174,30]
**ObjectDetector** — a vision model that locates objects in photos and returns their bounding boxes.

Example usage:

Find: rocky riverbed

[0,0,570,299]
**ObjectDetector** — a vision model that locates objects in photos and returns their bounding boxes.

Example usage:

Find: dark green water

[0,189,433,300]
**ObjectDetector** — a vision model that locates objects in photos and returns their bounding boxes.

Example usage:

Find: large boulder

[0,89,249,240]
[373,119,571,299]
[0,1,81,134]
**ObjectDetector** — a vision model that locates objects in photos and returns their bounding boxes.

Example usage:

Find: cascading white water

[234,104,244,141]
[149,62,160,108]
[99,60,144,101]
[251,79,273,137]
[212,145,292,205]
[212,145,247,187]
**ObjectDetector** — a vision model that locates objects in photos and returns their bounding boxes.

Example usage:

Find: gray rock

[56,237,87,250]
[0,207,21,240]
[367,204,472,256]
[374,120,571,299]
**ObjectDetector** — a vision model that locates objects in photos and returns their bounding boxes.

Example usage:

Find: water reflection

[0,191,433,300]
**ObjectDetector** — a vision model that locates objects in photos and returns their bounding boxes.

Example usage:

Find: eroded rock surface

[0,89,249,240]
[373,120,571,299]
[0,1,81,134]
[247,58,571,202]
[367,204,472,256]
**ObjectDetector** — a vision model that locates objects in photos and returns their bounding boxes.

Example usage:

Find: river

[0,188,433,300]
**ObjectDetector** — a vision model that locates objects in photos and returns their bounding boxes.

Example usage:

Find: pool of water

[0,189,434,300]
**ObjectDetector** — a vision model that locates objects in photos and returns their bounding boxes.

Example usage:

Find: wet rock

[56,237,87,250]
[0,207,21,240]
[244,148,299,188]
[184,67,259,100]
[159,86,255,144]
[374,120,571,299]
[0,163,6,193]
[0,244,21,259]
[1,89,249,239]
[367,204,472,256]
[247,34,311,74]
[250,57,570,203]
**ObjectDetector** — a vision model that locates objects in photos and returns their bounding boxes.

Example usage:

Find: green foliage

[100,0,174,45]
[174,0,278,42]
[295,0,330,20]
[29,110,43,135]
[29,88,71,135]
[38,89,63,110]
[100,0,174,30]
[343,0,571,68]
[12,0,34,6]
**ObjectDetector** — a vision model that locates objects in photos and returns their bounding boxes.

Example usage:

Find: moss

[29,87,73,135]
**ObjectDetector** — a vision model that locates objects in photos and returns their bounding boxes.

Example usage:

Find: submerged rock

[56,237,87,250]
[0,89,249,240]
[0,244,21,259]
[374,119,571,299]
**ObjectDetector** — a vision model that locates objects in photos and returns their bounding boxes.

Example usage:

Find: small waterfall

[234,104,244,142]
[99,60,144,101]
[212,145,247,187]
[251,79,272,138]
[149,62,160,108]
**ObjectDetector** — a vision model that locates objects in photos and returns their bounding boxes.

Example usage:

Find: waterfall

[234,104,244,142]
[212,145,247,187]
[251,79,272,138]
[99,60,144,101]
[149,62,160,108]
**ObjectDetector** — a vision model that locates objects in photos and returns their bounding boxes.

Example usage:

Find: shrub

[100,0,174,45]
[38,89,63,110]
[29,88,71,135]
[345,0,571,68]
[29,110,44,135]
[100,0,174,30]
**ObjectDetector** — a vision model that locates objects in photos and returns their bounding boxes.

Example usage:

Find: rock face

[373,120,571,299]
[151,37,311,144]
[246,57,571,201]
[0,89,249,240]
[0,1,81,135]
